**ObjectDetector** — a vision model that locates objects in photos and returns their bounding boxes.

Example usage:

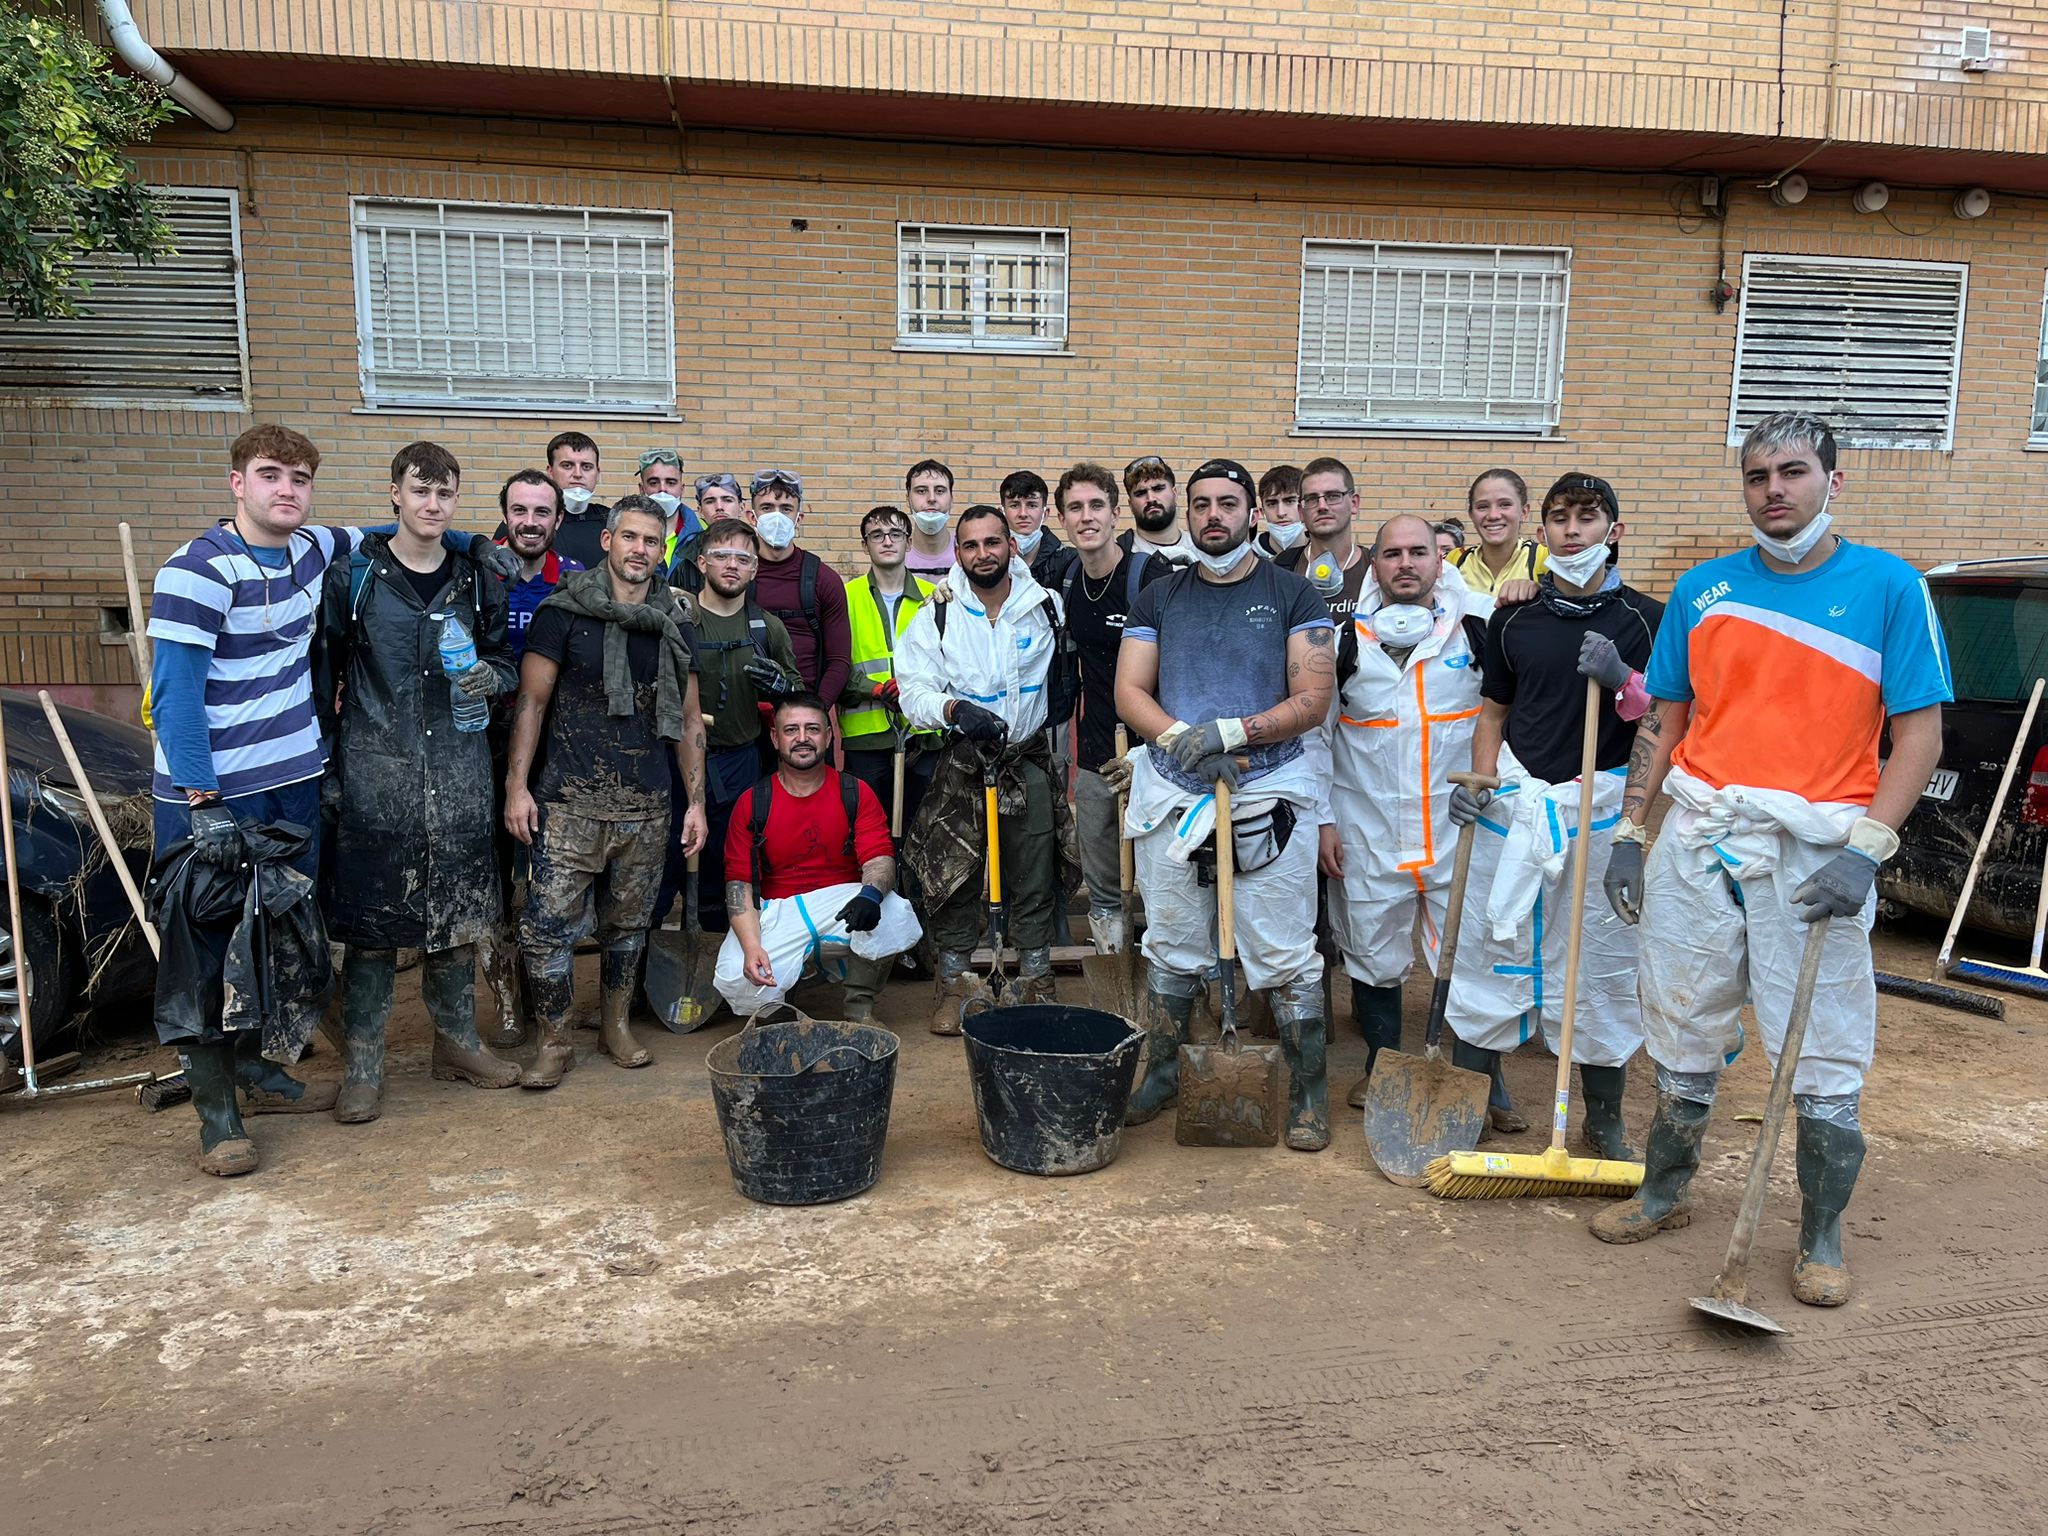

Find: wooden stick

[1936,676,2043,976]
[1115,725,1133,896]
[0,696,37,1082]
[118,521,153,692]
[37,692,159,959]
[1546,677,1603,1152]
[891,748,906,839]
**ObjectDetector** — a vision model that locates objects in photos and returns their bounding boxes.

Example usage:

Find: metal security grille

[897,225,1067,351]
[352,199,674,413]
[1295,242,1570,434]
[0,187,247,406]
[1730,254,1968,450]
[2033,271,2048,446]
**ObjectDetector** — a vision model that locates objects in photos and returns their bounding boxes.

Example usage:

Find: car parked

[1881,556,2048,939]
[0,690,157,1077]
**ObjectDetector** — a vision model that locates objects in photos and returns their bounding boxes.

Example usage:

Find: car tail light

[2026,745,2048,826]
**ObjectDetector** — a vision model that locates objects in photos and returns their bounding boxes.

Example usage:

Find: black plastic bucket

[707,1010,900,1205]
[962,1004,1146,1176]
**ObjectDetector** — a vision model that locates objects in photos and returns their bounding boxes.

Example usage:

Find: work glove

[1448,781,1492,827]
[453,660,501,699]
[1165,718,1246,776]
[743,656,792,697]
[868,677,900,708]
[1194,751,1242,793]
[950,700,1007,743]
[189,801,245,869]
[469,535,521,583]
[1604,839,1645,925]
[836,885,885,933]
[1577,631,1633,690]
[1791,851,1880,923]
[1098,755,1134,794]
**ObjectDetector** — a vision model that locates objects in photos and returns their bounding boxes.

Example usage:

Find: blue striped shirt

[148,523,363,801]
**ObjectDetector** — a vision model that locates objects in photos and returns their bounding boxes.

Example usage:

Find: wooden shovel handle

[1115,725,1133,896]
[1424,772,1498,1053]
[1215,778,1235,962]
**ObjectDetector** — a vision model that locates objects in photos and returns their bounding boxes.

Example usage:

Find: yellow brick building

[6,0,2048,696]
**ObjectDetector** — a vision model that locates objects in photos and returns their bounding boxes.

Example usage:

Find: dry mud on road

[4,923,2046,1534]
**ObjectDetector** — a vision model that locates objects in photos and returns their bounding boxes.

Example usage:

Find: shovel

[1689,915,1832,1336]
[960,742,1009,1025]
[1362,770,1498,1185]
[1081,726,1143,1023]
[1175,776,1284,1148]
[644,850,722,1032]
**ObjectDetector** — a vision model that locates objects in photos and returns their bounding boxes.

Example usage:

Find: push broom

[1949,826,2048,1001]
[1427,677,1646,1200]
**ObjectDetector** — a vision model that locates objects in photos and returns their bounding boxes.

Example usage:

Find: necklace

[1081,563,1118,603]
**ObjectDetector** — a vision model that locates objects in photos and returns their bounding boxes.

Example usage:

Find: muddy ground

[3,917,2045,1534]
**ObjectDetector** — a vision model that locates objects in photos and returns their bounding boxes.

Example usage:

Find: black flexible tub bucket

[707,1009,901,1205]
[962,1004,1146,1176]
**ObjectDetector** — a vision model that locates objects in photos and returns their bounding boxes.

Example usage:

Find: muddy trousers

[927,762,1061,955]
[341,946,481,1050]
[520,807,668,1022]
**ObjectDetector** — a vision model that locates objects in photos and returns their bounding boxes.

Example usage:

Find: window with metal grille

[352,199,674,413]
[1295,242,1570,434]
[2032,272,2048,447]
[0,187,247,407]
[897,225,1068,352]
[1730,254,1968,451]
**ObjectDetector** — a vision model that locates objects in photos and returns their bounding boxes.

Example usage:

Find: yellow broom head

[1425,1143,1644,1200]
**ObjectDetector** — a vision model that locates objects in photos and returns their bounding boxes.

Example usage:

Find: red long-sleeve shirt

[751,547,851,706]
[724,769,893,899]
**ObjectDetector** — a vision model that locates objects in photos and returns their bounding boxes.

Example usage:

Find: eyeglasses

[703,549,759,567]
[750,469,803,495]
[637,449,682,470]
[1300,489,1353,509]
[863,528,908,545]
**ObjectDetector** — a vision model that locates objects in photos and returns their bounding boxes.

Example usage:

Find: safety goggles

[694,472,742,499]
[636,448,682,471]
[750,468,803,495]
[1123,455,1173,484]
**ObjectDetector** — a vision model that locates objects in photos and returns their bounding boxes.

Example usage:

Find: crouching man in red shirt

[719,692,923,1021]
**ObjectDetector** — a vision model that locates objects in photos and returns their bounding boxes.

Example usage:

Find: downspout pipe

[96,0,235,132]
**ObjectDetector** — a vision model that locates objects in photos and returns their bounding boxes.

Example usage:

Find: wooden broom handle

[1548,677,1603,1151]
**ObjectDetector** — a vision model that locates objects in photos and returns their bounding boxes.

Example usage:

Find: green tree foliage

[0,1,182,320]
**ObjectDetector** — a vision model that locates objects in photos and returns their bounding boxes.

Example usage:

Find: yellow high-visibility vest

[843,573,935,741]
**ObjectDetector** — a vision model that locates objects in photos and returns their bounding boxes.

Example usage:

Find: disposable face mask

[561,486,594,513]
[1194,540,1253,578]
[756,511,797,550]
[1264,519,1307,551]
[912,510,950,537]
[648,493,680,518]
[1547,537,1614,588]
[1015,528,1044,559]
[1374,603,1434,647]
[1307,551,1346,602]
[1752,489,1834,564]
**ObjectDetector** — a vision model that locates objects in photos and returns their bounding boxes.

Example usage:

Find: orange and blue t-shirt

[1644,540,1951,806]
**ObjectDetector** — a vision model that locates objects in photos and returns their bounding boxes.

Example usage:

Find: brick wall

[5,107,2046,687]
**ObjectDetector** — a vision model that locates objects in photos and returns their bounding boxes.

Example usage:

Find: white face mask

[1373,603,1434,647]
[1015,528,1044,559]
[648,493,680,518]
[561,486,594,514]
[756,511,797,550]
[1193,540,1253,578]
[912,510,950,537]
[1547,537,1613,589]
[1752,489,1834,565]
[1264,519,1308,552]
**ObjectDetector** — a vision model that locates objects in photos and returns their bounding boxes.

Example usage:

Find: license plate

[1922,768,1959,802]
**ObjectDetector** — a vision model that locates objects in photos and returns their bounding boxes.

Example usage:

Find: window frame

[0,185,250,411]
[2031,269,2048,450]
[349,195,678,417]
[894,223,1071,356]
[1727,252,1970,453]
[1292,238,1573,438]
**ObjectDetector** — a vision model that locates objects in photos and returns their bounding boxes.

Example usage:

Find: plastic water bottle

[436,612,490,733]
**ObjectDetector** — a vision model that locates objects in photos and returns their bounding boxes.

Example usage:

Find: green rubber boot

[1124,983,1196,1126]
[1578,1063,1637,1161]
[1590,1093,1711,1244]
[1452,1038,1528,1135]
[334,948,392,1124]
[1791,1114,1866,1307]
[231,1030,339,1115]
[1345,980,1403,1108]
[184,1042,258,1177]
[424,945,521,1087]
[1274,976,1330,1152]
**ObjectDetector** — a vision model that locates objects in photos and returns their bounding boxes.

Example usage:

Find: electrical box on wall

[1960,26,1993,71]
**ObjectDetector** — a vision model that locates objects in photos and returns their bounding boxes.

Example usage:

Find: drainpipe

[1760,0,1840,189]
[96,0,235,132]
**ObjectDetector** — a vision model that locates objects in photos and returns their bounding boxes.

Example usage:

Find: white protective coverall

[714,882,924,1016]
[1124,746,1321,992]
[895,555,1056,740]
[1445,742,1645,1068]
[1328,565,1491,987]
[1638,764,1871,1097]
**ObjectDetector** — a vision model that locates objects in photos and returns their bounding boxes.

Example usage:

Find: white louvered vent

[352,198,675,413]
[1730,254,1968,451]
[1295,241,1571,435]
[897,225,1068,352]
[0,187,247,407]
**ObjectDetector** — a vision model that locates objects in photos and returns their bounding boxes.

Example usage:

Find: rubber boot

[231,1030,339,1114]
[1346,980,1404,1108]
[1450,1039,1524,1136]
[184,1042,258,1177]
[841,955,884,1024]
[1577,1063,1637,1160]
[930,953,978,1036]
[1791,1114,1866,1307]
[1124,984,1196,1125]
[424,947,521,1088]
[334,949,391,1125]
[1014,948,1057,1006]
[478,924,526,1050]
[1274,977,1331,1152]
[520,970,577,1089]
[1590,1093,1712,1244]
[597,944,652,1068]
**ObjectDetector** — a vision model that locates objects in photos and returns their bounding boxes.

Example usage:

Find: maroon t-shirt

[724,769,893,899]
[751,547,851,705]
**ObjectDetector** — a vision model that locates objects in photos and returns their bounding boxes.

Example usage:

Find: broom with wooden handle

[1427,677,1646,1200]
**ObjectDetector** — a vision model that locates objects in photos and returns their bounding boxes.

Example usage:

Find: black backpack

[751,550,824,678]
[1336,608,1490,683]
[695,599,777,713]
[931,579,1079,731]
[745,769,861,908]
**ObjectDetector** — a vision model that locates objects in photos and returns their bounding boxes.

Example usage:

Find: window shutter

[353,200,674,413]
[1295,242,1570,434]
[896,226,1068,352]
[1730,255,1968,450]
[0,188,247,406]
[2032,271,2048,446]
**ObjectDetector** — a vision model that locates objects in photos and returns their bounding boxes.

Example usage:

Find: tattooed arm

[673,671,709,856]
[1241,626,1337,746]
[726,879,776,988]
[1620,697,1691,828]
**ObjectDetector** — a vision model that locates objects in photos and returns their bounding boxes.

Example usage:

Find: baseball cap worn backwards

[1186,458,1257,500]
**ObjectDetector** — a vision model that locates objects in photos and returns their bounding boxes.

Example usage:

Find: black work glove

[950,700,1007,743]
[1448,781,1492,827]
[189,801,245,869]
[836,885,885,933]
[1605,838,1645,925]
[1791,850,1879,923]
[743,656,792,697]
[468,534,520,583]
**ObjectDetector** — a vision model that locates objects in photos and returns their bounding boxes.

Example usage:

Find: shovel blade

[643,929,722,1033]
[1174,1037,1283,1147]
[1688,1294,1788,1336]
[1361,1049,1491,1186]
[1079,951,1143,1027]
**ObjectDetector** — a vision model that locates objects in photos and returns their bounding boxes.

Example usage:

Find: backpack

[745,769,861,908]
[1336,608,1489,683]
[752,550,824,667]
[695,599,777,712]
[931,580,1080,731]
